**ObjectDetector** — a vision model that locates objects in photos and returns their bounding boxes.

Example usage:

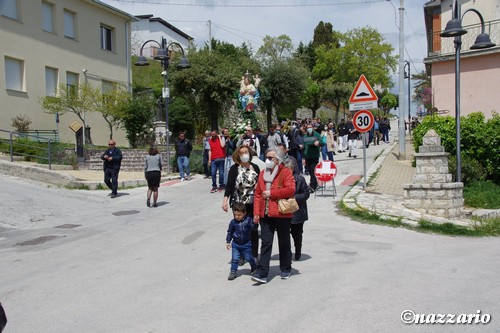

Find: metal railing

[427,19,500,56]
[0,129,56,169]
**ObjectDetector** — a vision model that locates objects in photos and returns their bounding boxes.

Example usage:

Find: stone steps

[83,149,171,172]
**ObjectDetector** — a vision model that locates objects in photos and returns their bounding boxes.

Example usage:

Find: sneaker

[238,258,245,266]
[186,175,191,181]
[110,193,117,198]
[309,187,315,194]
[204,175,210,179]
[228,271,237,281]
[210,187,218,193]
[218,186,225,192]
[180,177,185,182]
[280,272,291,280]
[250,266,257,275]
[251,274,267,284]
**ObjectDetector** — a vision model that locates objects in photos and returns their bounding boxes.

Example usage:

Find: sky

[102,0,430,114]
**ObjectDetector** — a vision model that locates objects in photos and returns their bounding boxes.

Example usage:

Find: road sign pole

[363,132,367,190]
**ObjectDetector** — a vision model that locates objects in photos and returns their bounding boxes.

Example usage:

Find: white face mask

[265,158,275,169]
[240,154,250,163]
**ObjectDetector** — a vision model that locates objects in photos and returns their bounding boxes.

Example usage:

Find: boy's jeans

[231,241,256,272]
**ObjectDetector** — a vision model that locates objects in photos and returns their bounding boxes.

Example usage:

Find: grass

[464,181,500,209]
[339,201,500,237]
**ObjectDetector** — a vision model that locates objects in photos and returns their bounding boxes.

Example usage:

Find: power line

[107,0,386,8]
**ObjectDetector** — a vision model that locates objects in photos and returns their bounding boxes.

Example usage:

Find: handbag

[278,198,299,214]
[277,171,299,214]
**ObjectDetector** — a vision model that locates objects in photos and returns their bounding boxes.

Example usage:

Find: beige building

[424,0,500,119]
[0,0,135,146]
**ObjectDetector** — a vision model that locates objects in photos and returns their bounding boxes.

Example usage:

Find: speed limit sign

[353,109,374,132]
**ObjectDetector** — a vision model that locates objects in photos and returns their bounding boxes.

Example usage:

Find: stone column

[403,129,463,219]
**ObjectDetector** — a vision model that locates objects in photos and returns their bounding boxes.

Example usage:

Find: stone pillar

[403,129,463,219]
[153,121,166,146]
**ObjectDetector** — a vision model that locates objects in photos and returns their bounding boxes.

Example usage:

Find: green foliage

[413,112,500,184]
[256,35,294,66]
[312,21,338,48]
[448,155,487,185]
[169,97,195,140]
[313,26,397,90]
[379,92,398,114]
[117,94,156,148]
[260,58,309,126]
[464,181,500,209]
[40,83,96,124]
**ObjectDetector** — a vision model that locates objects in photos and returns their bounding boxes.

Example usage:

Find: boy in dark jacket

[226,203,257,280]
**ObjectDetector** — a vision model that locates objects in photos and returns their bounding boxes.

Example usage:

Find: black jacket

[101,147,122,171]
[175,138,193,157]
[292,174,309,224]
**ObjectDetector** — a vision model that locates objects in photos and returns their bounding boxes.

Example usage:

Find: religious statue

[239,71,261,112]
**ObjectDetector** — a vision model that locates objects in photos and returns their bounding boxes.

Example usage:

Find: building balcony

[426,19,500,61]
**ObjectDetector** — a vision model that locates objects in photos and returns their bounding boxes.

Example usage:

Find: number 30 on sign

[353,109,374,133]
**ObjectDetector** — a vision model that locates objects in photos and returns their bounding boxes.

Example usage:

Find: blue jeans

[211,158,225,188]
[231,241,256,272]
[224,157,233,185]
[321,145,328,160]
[296,150,303,173]
[177,155,190,179]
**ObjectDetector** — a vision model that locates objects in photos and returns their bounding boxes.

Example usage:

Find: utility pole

[208,20,212,53]
[398,0,406,160]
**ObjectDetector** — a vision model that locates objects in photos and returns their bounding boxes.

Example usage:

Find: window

[45,67,58,96]
[66,72,78,97]
[63,9,76,39]
[0,0,18,20]
[42,1,54,33]
[5,57,24,91]
[100,25,114,51]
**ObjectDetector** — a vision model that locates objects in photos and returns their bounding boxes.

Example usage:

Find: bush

[464,181,500,209]
[448,155,487,185]
[413,112,500,184]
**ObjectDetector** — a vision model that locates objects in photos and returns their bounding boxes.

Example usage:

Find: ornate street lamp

[135,37,191,173]
[440,1,495,183]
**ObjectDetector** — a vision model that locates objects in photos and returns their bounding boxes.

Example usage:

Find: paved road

[1,141,499,332]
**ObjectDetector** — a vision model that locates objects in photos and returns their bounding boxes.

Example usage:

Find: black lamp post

[440,1,495,183]
[403,60,411,130]
[135,37,191,174]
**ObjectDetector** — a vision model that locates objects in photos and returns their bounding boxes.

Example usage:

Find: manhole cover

[112,210,140,216]
[17,235,60,246]
[54,224,81,229]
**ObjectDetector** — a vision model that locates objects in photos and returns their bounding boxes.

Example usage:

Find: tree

[256,35,294,67]
[40,82,96,129]
[379,92,398,115]
[172,42,258,130]
[116,93,156,148]
[92,85,130,139]
[259,59,309,127]
[312,21,338,49]
[322,79,353,123]
[412,70,431,110]
[313,27,397,90]
[300,77,322,119]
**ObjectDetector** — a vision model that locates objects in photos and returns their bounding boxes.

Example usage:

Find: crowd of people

[100,114,393,283]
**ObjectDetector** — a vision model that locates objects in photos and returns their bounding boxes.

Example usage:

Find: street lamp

[440,1,495,183]
[135,37,191,174]
[403,60,411,131]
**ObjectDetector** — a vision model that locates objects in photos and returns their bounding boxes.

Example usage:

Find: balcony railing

[427,19,500,57]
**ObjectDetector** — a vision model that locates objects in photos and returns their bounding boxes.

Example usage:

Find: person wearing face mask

[252,148,296,284]
[303,124,324,193]
[223,145,261,261]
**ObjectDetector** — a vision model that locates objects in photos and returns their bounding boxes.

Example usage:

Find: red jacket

[254,164,296,218]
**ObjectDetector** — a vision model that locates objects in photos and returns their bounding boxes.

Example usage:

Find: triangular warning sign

[349,74,378,103]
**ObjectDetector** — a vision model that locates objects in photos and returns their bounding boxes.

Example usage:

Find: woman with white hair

[251,148,296,284]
